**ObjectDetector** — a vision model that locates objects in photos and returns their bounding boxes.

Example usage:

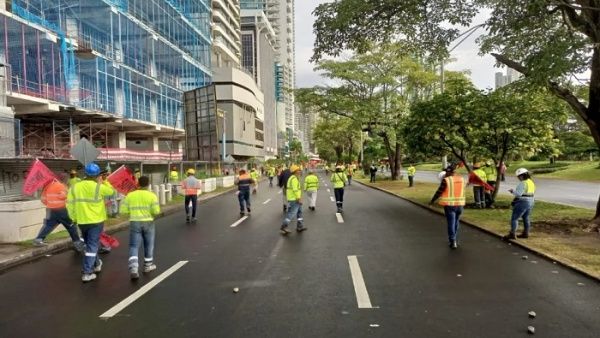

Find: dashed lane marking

[347,256,373,309]
[330,196,335,202]
[99,261,189,319]
[336,213,344,223]
[262,198,272,205]
[230,216,249,228]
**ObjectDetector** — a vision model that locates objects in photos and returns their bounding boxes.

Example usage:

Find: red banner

[107,166,138,195]
[468,172,496,192]
[22,160,56,195]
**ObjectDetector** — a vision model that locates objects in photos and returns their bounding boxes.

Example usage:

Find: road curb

[0,187,236,274]
[357,180,600,283]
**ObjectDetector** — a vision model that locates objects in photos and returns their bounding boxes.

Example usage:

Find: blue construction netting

[104,0,128,12]
[11,3,76,91]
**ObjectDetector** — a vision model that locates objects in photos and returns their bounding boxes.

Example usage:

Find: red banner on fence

[107,166,138,195]
[22,160,56,195]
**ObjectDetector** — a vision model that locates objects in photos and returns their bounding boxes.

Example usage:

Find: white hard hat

[515,168,529,176]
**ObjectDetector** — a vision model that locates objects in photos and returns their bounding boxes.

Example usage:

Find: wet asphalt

[0,174,599,338]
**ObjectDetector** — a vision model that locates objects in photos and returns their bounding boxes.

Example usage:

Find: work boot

[280,227,291,235]
[129,268,139,280]
[296,227,307,233]
[247,208,251,215]
[517,232,529,239]
[186,215,190,223]
[192,217,197,222]
[240,211,245,216]
[81,273,97,283]
[283,205,287,212]
[32,239,47,247]
[503,232,517,240]
[94,259,103,273]
[450,241,458,249]
[143,263,157,273]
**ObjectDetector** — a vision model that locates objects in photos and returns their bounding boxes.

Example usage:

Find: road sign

[70,138,100,165]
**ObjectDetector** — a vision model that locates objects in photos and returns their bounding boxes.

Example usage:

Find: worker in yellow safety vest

[68,169,81,188]
[120,175,161,280]
[169,166,179,194]
[250,168,259,194]
[67,162,115,283]
[331,165,348,213]
[407,164,416,187]
[280,165,306,235]
[267,166,276,187]
[304,170,320,211]
[504,168,536,240]
[472,163,487,208]
[430,164,466,249]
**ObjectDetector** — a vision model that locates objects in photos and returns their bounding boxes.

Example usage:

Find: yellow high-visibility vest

[120,189,160,222]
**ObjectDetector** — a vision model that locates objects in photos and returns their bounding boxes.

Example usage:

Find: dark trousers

[408,175,414,187]
[37,208,80,242]
[184,195,198,218]
[238,189,251,212]
[485,181,496,207]
[473,186,485,207]
[334,188,345,209]
[370,174,376,183]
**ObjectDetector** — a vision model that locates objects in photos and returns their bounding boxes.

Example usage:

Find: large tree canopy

[313,0,600,221]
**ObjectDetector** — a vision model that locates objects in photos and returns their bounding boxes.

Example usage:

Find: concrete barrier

[0,200,46,243]
[216,176,235,188]
[202,178,217,192]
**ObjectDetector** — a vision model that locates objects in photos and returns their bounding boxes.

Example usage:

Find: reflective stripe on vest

[439,176,466,206]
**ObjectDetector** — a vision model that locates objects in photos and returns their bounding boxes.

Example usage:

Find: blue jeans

[282,201,304,229]
[128,221,155,270]
[444,206,463,243]
[473,186,485,207]
[238,189,251,212]
[511,199,534,233]
[79,223,104,274]
[347,176,352,185]
[185,195,198,218]
[36,208,81,243]
[334,188,345,209]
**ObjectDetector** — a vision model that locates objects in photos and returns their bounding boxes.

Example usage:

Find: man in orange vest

[430,163,466,249]
[181,168,202,223]
[33,178,84,252]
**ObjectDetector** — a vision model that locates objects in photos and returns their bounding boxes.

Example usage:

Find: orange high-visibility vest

[181,176,201,196]
[439,176,466,206]
[41,181,68,209]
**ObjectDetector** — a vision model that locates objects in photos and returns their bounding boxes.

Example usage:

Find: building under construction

[0,0,212,161]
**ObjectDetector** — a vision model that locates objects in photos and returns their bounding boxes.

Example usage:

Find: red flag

[100,232,120,248]
[107,166,138,195]
[22,160,56,195]
[468,172,495,191]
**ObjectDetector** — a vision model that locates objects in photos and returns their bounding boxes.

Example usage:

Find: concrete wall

[0,200,46,243]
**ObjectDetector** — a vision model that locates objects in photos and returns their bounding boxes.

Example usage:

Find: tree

[312,114,360,163]
[289,138,303,163]
[313,0,600,222]
[300,42,437,180]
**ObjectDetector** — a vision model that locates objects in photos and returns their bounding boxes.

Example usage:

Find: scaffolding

[1,0,212,130]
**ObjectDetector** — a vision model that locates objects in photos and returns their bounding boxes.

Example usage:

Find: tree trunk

[381,133,400,180]
[392,140,401,180]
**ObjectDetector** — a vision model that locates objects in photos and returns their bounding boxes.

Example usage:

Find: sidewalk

[0,187,236,273]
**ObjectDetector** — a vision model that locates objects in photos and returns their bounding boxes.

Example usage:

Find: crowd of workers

[29,156,534,282]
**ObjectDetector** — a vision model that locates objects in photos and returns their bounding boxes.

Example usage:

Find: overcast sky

[295,1,498,90]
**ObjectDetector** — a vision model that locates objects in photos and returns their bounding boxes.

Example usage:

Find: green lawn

[359,179,600,279]
[414,160,600,182]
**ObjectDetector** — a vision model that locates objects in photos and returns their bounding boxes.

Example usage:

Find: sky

[294,1,498,90]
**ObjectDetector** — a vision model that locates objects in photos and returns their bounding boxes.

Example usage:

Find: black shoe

[283,205,287,212]
[450,241,458,249]
[517,233,529,239]
[297,227,307,233]
[503,232,516,240]
[186,216,190,223]
[247,208,251,214]
[240,211,245,216]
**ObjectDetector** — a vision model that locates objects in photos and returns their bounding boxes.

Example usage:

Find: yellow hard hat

[70,169,77,174]
[290,164,300,173]
[186,168,196,175]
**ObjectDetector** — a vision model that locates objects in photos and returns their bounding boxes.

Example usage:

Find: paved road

[391,170,600,209]
[1,175,600,337]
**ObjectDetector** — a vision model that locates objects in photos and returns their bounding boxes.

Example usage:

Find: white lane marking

[336,213,344,223]
[262,198,272,205]
[100,261,188,319]
[330,196,335,202]
[277,190,282,194]
[347,256,373,309]
[230,216,249,228]
[327,188,331,193]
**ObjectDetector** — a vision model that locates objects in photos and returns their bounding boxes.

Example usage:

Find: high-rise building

[495,67,522,89]
[241,9,278,158]
[211,0,265,159]
[240,0,295,157]
[0,0,212,160]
